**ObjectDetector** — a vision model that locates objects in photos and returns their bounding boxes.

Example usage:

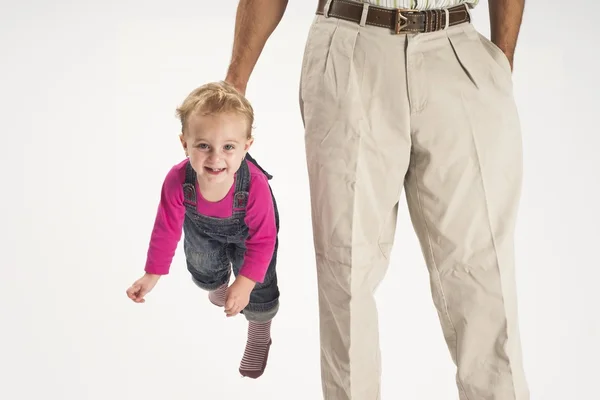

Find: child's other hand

[126,273,161,303]
[224,275,256,317]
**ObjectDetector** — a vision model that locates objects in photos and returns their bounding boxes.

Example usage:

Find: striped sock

[208,283,227,307]
[239,320,272,379]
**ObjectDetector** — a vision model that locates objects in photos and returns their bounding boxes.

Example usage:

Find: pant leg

[229,241,280,322]
[299,15,412,400]
[184,233,231,291]
[403,23,529,399]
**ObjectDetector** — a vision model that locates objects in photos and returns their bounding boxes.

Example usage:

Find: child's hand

[126,273,161,303]
[224,275,256,317]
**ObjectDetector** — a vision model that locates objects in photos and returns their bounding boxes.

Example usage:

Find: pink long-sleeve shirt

[144,158,277,283]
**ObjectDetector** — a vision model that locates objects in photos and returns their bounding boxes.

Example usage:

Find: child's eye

[224,144,235,151]
[197,143,209,149]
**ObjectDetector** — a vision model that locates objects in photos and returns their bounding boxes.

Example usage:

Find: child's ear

[244,137,254,152]
[179,133,188,156]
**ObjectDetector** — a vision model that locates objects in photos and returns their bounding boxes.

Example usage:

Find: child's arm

[126,164,186,303]
[238,172,277,284]
[143,165,186,275]
[224,171,277,316]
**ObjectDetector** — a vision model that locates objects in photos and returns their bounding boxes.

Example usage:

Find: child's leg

[185,241,231,307]
[239,304,278,379]
[208,268,229,307]
[227,241,280,378]
[235,255,280,378]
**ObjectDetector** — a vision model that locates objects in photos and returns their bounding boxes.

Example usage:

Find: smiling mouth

[205,167,225,175]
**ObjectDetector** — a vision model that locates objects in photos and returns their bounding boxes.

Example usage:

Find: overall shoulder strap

[182,160,197,206]
[232,159,250,212]
[245,152,273,180]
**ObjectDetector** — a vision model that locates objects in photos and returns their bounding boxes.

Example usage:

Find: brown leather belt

[316,0,471,34]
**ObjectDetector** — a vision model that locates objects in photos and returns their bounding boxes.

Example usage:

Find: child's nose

[208,152,221,163]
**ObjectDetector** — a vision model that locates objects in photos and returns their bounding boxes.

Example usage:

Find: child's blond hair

[176,81,254,138]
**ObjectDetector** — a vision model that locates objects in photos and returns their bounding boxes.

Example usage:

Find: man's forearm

[488,0,525,69]
[225,0,288,93]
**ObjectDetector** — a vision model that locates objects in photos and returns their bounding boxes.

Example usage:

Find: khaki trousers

[298,12,529,400]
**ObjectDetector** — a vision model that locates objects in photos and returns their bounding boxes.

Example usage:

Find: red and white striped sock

[239,320,272,379]
[208,283,227,307]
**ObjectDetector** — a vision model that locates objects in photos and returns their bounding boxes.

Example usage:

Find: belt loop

[463,3,472,22]
[323,0,333,17]
[443,8,450,30]
[359,3,369,26]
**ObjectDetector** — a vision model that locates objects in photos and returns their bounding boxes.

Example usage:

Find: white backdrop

[1,1,597,399]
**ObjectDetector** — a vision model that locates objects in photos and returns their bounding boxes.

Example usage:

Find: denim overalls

[182,153,280,322]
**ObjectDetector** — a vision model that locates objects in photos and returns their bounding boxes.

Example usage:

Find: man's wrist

[499,48,514,70]
[225,71,248,94]
[488,0,524,72]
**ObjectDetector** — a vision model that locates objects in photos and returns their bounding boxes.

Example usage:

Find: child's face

[180,112,253,187]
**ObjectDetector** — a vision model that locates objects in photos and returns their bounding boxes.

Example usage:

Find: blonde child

[126,81,280,379]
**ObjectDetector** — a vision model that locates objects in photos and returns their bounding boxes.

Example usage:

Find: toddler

[126,81,280,379]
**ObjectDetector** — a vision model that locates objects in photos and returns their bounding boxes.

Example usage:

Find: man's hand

[126,273,161,303]
[488,0,525,71]
[224,275,256,317]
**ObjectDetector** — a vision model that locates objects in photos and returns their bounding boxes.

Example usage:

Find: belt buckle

[395,8,416,34]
